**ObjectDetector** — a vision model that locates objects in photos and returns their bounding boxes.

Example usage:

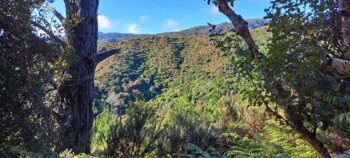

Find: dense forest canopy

[1,0,350,157]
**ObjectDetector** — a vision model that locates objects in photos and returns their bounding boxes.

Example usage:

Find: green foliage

[184,143,213,157]
[252,120,315,158]
[334,112,350,132]
[112,102,164,157]
[59,149,97,158]
[211,31,267,108]
[263,0,347,129]
[0,0,63,156]
[93,26,318,157]
[314,91,347,106]
[264,0,350,136]
[6,146,58,158]
[178,143,223,158]
[91,109,116,154]
[95,35,231,116]
[209,0,350,155]
[59,149,76,158]
[182,120,316,158]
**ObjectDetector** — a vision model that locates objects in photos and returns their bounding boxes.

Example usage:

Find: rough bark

[55,0,100,153]
[58,0,99,153]
[216,0,331,157]
[327,55,350,76]
[325,0,350,75]
[52,0,121,153]
[38,0,121,153]
[339,0,350,59]
[217,0,261,63]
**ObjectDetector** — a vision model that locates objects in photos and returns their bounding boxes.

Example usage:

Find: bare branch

[42,3,65,24]
[216,0,261,63]
[42,18,53,32]
[32,21,65,45]
[94,49,121,64]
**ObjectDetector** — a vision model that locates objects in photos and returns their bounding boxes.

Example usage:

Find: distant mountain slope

[161,19,269,36]
[97,18,269,41]
[98,32,137,39]
[98,32,143,45]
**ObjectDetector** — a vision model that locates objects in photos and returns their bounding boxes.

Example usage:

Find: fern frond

[314,91,340,105]
[334,112,350,125]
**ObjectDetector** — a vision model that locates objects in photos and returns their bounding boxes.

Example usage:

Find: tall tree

[206,0,350,157]
[0,0,62,156]
[339,0,350,59]
[40,0,120,153]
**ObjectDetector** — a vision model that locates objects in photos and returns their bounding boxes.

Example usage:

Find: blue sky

[52,0,270,34]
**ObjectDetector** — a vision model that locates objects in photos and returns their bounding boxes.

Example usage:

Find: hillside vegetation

[95,27,270,115]
[90,27,316,157]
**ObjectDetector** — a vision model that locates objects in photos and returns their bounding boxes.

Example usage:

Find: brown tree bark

[339,0,350,59]
[37,0,120,153]
[216,0,332,157]
[325,0,350,76]
[58,0,100,153]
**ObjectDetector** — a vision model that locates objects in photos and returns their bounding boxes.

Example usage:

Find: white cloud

[163,19,179,29]
[98,15,118,29]
[208,6,219,15]
[139,15,149,22]
[126,23,141,34]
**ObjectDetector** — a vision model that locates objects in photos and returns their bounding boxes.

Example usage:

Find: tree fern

[91,109,116,154]
[314,91,341,106]
[334,112,350,131]
[224,120,316,158]
[176,143,223,158]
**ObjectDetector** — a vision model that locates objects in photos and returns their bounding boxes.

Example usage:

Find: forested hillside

[88,27,317,157]
[95,27,269,114]
[95,34,233,113]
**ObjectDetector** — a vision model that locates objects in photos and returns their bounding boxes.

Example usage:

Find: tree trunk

[57,0,99,153]
[325,0,350,75]
[339,0,350,59]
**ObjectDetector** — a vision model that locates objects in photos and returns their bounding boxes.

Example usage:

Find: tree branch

[42,3,66,24]
[216,0,290,98]
[216,0,262,63]
[42,18,53,32]
[32,21,65,45]
[326,55,350,76]
[94,49,121,64]
[215,0,331,157]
